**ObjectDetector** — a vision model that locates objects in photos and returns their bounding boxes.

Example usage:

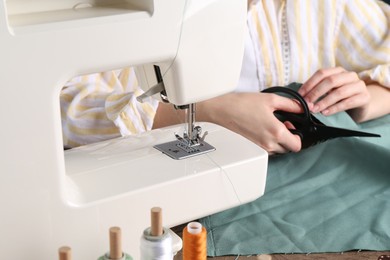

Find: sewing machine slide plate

[154,140,216,160]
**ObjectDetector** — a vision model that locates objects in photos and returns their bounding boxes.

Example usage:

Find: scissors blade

[314,124,381,139]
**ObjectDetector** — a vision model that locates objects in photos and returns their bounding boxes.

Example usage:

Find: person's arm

[61,68,158,148]
[349,82,390,122]
[152,102,185,129]
[62,70,302,154]
[154,92,303,155]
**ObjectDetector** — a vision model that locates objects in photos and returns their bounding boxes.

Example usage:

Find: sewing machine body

[0,0,268,259]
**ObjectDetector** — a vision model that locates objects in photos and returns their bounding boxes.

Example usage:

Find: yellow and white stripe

[238,0,390,92]
[61,68,158,148]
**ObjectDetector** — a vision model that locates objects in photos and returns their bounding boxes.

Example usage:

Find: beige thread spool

[58,246,72,260]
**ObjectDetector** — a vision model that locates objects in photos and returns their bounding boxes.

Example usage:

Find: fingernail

[322,109,329,115]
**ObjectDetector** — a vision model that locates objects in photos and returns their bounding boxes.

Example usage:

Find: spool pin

[98,226,133,260]
[151,207,163,236]
[109,227,123,259]
[58,246,72,260]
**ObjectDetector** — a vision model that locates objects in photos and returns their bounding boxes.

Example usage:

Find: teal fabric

[200,88,390,256]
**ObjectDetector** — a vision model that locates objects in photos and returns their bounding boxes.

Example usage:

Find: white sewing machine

[0,0,268,259]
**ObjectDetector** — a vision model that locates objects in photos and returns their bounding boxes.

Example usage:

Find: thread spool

[98,227,133,260]
[59,246,72,260]
[182,222,207,260]
[140,207,173,260]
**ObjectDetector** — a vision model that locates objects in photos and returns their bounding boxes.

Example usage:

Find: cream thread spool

[140,207,173,260]
[98,227,133,260]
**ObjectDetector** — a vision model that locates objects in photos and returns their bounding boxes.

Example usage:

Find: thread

[140,227,173,260]
[182,222,207,260]
[98,252,133,260]
[205,153,242,205]
[140,207,173,260]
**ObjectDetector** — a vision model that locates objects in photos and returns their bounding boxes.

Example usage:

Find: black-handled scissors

[262,86,381,149]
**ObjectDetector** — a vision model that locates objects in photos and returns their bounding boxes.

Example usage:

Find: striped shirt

[237,0,390,92]
[61,68,158,148]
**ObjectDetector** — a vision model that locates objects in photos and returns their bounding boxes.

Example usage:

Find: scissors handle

[262,85,381,149]
[274,110,309,125]
[262,86,311,119]
[289,129,304,139]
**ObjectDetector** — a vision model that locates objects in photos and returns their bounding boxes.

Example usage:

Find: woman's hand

[299,67,370,118]
[198,92,303,155]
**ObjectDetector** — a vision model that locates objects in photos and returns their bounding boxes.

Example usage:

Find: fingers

[279,121,301,153]
[267,134,301,155]
[266,93,304,114]
[215,92,304,155]
[279,125,302,153]
[312,82,367,115]
[299,67,369,115]
[301,68,357,104]
[255,94,303,154]
[319,91,370,116]
[299,67,346,97]
[261,121,302,155]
